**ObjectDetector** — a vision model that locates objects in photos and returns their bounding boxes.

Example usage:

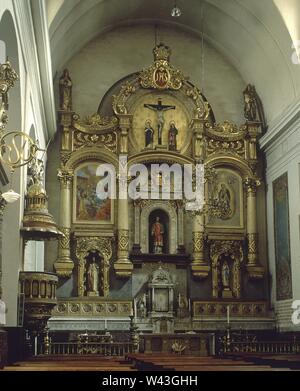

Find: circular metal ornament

[0,131,38,169]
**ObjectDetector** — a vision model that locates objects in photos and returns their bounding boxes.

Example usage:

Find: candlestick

[134,298,137,321]
[227,305,230,325]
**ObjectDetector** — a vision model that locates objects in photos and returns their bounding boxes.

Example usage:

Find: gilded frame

[72,161,114,225]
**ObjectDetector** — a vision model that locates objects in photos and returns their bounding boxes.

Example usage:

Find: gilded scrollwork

[192,232,205,253]
[1,60,19,130]
[247,233,258,265]
[73,130,117,153]
[185,87,210,120]
[73,112,118,132]
[206,138,245,158]
[112,80,137,115]
[244,177,261,194]
[205,121,247,139]
[193,301,268,318]
[140,43,185,90]
[57,168,74,187]
[118,229,129,251]
[60,151,72,166]
[58,227,71,250]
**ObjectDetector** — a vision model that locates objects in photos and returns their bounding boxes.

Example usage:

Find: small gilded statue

[59,69,72,111]
[87,257,99,296]
[27,157,44,187]
[168,121,178,151]
[138,293,147,318]
[151,216,164,254]
[222,260,230,289]
[144,120,154,148]
[243,84,258,122]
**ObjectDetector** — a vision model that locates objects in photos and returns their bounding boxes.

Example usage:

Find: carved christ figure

[151,216,164,253]
[144,98,175,145]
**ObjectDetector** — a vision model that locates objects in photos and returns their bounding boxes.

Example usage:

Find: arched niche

[148,209,169,254]
[140,201,177,254]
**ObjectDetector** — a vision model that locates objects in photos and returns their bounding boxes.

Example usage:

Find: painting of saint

[75,164,111,222]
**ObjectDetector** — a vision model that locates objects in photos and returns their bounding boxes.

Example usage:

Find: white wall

[0,1,51,326]
[263,119,300,332]
[58,24,246,124]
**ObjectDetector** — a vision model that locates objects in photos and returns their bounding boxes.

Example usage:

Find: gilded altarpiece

[50,43,271,331]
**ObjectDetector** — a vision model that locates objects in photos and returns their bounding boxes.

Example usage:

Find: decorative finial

[153,43,171,63]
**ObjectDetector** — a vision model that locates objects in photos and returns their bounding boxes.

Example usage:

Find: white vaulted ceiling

[46,0,300,129]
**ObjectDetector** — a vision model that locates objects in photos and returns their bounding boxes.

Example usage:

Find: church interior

[0,0,300,373]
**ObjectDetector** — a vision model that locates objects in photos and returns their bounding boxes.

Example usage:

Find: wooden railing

[228,341,300,354]
[38,341,137,357]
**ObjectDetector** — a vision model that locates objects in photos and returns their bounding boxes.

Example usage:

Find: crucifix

[144,98,175,145]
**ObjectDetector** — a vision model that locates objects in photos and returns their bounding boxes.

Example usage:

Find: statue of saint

[59,69,72,111]
[138,294,147,318]
[87,258,99,294]
[222,261,230,289]
[144,120,154,148]
[168,121,178,151]
[243,84,257,121]
[151,216,164,253]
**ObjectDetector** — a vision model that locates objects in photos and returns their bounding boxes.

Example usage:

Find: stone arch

[140,201,177,254]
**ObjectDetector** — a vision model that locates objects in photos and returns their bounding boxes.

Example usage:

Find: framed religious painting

[273,173,293,301]
[73,162,114,225]
[206,168,244,230]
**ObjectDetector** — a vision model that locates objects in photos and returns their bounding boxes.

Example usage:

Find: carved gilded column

[117,114,132,154]
[132,200,141,254]
[114,179,133,278]
[113,113,133,277]
[244,177,264,279]
[54,168,74,278]
[191,214,210,279]
[191,118,206,162]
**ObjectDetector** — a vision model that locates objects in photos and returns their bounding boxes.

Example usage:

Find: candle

[104,319,107,329]
[188,299,191,312]
[227,305,230,325]
[134,298,137,320]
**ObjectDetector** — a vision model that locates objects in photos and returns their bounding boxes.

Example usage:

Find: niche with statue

[210,241,244,299]
[84,251,104,297]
